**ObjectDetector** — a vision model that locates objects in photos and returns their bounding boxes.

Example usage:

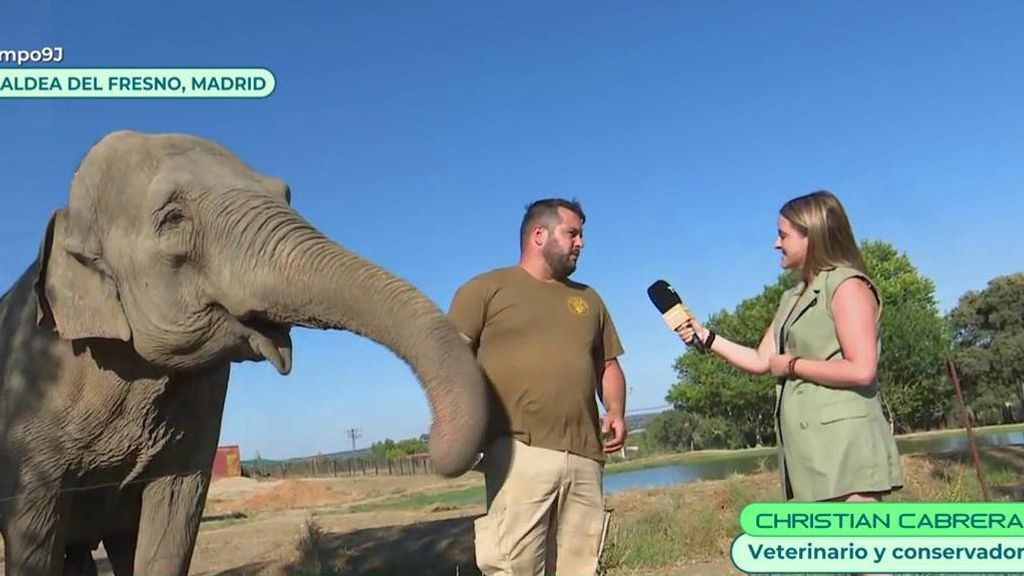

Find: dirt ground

[0,471,742,575]
[3,447,1019,575]
[192,473,486,575]
[5,439,1023,575]
[0,473,488,576]
[204,473,480,516]
[188,472,743,576]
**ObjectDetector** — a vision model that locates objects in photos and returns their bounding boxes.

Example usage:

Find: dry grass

[5,445,1021,576]
[598,451,1019,575]
[234,517,344,576]
[600,471,778,572]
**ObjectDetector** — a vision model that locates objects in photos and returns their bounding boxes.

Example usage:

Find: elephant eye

[156,204,188,230]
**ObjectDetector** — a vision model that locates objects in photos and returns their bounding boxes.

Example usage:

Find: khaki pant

[474,436,610,576]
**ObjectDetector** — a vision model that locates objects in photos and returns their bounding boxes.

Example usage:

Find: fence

[243,453,439,479]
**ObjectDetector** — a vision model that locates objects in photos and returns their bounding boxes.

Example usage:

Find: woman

[680,190,903,503]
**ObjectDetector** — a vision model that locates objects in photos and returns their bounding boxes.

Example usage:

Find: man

[448,198,627,576]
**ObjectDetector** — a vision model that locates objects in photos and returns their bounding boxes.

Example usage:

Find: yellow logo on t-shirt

[567,296,589,316]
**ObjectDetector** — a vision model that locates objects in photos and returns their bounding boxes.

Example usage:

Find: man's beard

[543,242,578,279]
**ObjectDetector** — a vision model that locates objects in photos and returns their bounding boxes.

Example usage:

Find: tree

[692,416,745,450]
[369,436,429,460]
[254,450,266,477]
[666,240,949,445]
[641,410,699,453]
[861,241,951,431]
[948,273,1024,424]
[370,439,397,460]
[666,274,794,448]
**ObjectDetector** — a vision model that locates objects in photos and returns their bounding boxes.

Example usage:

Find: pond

[603,425,1024,495]
[604,451,773,495]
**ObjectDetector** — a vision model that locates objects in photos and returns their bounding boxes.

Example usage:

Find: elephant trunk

[225,202,487,477]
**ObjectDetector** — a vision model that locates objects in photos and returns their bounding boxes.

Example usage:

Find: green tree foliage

[666,240,950,446]
[692,416,745,450]
[666,274,794,448]
[369,436,429,460]
[641,410,698,452]
[948,273,1024,424]
[640,410,746,452]
[861,241,952,431]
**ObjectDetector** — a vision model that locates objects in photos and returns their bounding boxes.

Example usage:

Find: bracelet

[703,330,716,351]
[787,356,800,378]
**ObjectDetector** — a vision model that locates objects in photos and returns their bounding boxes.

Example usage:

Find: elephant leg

[61,545,96,576]
[2,493,66,576]
[102,531,137,576]
[132,474,209,576]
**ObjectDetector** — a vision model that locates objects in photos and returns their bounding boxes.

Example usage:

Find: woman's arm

[770,277,879,387]
[678,319,775,376]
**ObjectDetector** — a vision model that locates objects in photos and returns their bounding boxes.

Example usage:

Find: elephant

[0,131,488,576]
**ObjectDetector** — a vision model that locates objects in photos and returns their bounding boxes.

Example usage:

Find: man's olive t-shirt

[448,266,624,463]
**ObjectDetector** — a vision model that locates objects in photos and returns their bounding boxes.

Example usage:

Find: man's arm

[601,358,626,418]
[447,277,488,353]
[600,358,627,453]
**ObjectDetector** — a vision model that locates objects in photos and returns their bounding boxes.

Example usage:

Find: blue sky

[2,1,1021,460]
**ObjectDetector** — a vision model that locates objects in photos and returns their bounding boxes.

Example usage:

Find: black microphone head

[647,280,682,313]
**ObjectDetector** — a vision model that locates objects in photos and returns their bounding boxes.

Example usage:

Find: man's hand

[602,412,627,453]
[600,357,627,453]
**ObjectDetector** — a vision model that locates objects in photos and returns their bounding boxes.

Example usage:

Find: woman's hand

[769,354,794,377]
[676,317,708,347]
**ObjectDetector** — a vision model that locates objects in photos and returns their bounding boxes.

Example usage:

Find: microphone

[647,279,705,352]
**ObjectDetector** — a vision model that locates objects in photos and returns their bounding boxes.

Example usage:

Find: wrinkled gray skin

[0,131,487,576]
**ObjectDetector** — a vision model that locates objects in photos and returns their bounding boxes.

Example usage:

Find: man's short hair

[519,198,586,251]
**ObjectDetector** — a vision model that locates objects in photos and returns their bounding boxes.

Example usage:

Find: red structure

[212,445,241,480]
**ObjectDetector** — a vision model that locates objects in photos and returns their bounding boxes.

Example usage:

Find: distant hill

[625,410,667,431]
[241,447,373,467]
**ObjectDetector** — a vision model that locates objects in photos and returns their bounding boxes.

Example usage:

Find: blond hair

[780,190,867,275]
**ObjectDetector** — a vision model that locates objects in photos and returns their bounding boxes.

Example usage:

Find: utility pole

[346,428,361,452]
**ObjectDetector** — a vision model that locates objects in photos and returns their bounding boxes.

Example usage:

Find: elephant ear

[34,209,131,342]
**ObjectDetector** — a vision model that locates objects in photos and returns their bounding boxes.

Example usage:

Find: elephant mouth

[232,311,293,375]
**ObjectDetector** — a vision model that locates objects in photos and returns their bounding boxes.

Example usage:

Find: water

[603,426,1024,495]
[897,428,1024,455]
[604,452,774,494]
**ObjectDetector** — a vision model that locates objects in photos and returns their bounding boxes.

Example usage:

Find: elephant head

[30,130,486,477]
